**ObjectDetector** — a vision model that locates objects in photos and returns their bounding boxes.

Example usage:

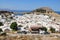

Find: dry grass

[0,34,60,40]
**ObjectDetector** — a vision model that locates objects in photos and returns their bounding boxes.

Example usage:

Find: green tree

[50,27,55,33]
[10,22,17,31]
[40,27,47,31]
[0,28,3,32]
[0,22,3,26]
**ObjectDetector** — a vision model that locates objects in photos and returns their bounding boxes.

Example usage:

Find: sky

[0,0,60,11]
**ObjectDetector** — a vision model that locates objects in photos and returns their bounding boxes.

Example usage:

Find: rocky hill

[28,7,60,21]
[0,11,14,18]
[33,7,53,12]
[0,11,13,15]
[32,7,59,15]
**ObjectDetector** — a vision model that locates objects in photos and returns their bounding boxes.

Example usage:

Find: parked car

[21,31,27,34]
[39,30,45,34]
[39,30,50,34]
[44,31,50,34]
[17,31,27,34]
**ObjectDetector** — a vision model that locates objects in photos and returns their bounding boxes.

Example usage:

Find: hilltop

[32,7,60,16]
[25,7,60,21]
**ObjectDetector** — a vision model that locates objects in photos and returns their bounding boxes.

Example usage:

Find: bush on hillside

[50,27,55,33]
[40,27,47,31]
[10,22,18,31]
[0,28,3,32]
[0,22,3,26]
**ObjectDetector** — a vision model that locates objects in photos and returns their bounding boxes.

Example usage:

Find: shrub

[0,22,3,26]
[10,22,17,31]
[50,27,55,33]
[40,27,47,31]
[0,28,3,32]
